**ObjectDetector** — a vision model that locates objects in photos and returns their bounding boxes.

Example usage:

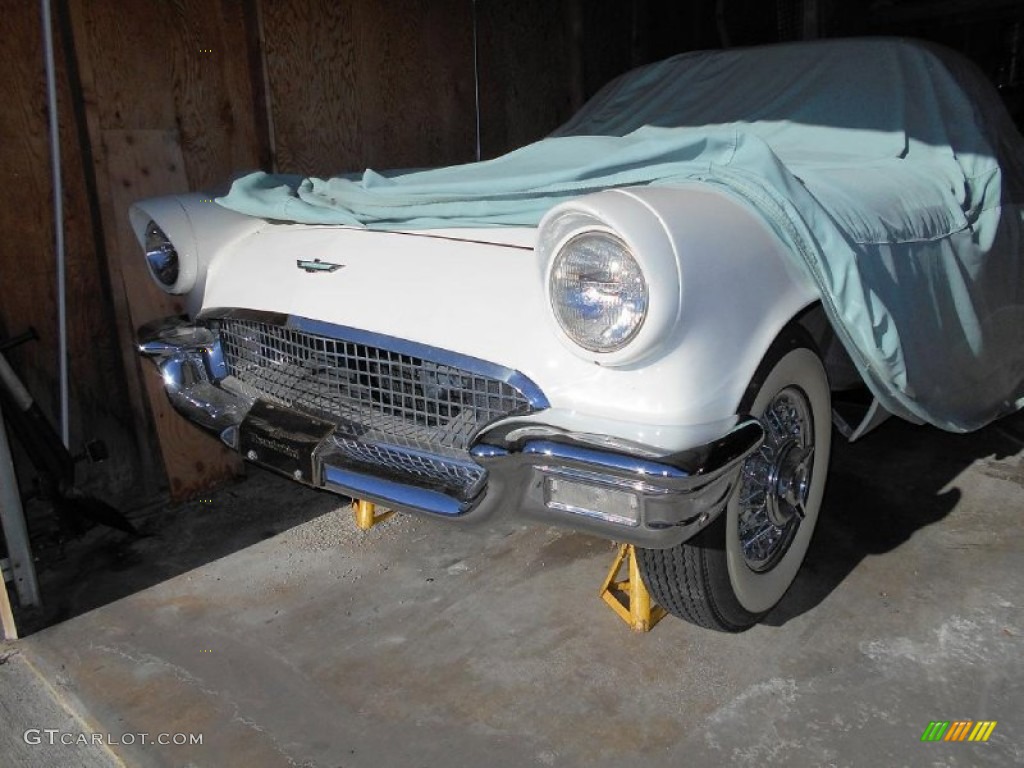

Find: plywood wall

[64,0,272,499]
[0,0,142,503]
[0,0,267,504]
[261,0,478,175]
[258,0,667,173]
[476,0,579,159]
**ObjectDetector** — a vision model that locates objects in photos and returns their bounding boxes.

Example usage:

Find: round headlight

[144,220,179,287]
[549,231,648,353]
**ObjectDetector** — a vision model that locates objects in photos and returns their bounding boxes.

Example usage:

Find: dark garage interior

[1,1,1023,766]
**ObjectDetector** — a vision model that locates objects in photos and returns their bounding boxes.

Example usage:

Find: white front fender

[537,185,820,419]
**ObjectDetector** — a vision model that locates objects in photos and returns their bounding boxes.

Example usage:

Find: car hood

[201,222,564,380]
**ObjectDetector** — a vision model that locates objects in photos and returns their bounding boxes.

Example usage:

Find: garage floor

[3,413,1023,767]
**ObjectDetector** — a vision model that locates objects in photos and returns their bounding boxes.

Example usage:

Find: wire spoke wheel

[737,386,815,572]
[637,325,831,631]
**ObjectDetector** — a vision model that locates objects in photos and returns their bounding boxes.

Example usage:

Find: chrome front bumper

[139,315,763,549]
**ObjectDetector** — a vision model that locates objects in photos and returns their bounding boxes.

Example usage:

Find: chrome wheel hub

[737,387,814,572]
[766,440,814,525]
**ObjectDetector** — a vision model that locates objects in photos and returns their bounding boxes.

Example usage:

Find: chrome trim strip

[521,440,690,479]
[475,417,764,480]
[138,316,217,355]
[322,464,464,516]
[199,308,550,410]
[290,316,550,410]
[469,444,509,459]
[204,337,228,381]
[376,229,534,251]
[198,307,289,326]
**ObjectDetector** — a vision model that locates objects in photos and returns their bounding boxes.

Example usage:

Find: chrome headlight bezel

[144,220,180,287]
[548,229,649,353]
[129,200,200,295]
[539,197,684,367]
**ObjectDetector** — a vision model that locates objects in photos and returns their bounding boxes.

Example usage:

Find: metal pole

[0,400,42,607]
[41,0,70,449]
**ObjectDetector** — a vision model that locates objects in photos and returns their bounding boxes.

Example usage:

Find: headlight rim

[538,197,683,368]
[143,219,180,288]
[547,228,649,354]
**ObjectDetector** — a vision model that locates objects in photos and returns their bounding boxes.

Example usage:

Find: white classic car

[132,38,1024,631]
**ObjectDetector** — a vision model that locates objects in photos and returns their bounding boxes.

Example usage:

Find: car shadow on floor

[14,467,348,636]
[762,408,1024,627]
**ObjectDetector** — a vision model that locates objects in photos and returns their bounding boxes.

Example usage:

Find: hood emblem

[296,259,345,273]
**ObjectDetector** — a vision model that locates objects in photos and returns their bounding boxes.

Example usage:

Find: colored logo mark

[921,721,997,742]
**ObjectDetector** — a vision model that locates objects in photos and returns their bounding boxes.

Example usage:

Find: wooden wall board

[259,0,361,175]
[0,2,62,407]
[66,0,260,500]
[349,0,476,169]
[242,0,277,171]
[262,0,476,175]
[102,129,242,499]
[71,0,261,180]
[476,0,579,159]
[55,0,169,500]
[0,0,144,503]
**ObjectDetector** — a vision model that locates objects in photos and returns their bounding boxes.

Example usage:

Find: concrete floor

[3,412,1023,767]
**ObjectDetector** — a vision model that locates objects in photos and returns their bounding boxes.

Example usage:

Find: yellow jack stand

[599,544,667,632]
[352,499,393,531]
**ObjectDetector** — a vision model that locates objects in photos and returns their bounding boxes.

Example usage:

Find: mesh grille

[326,437,486,502]
[215,318,531,453]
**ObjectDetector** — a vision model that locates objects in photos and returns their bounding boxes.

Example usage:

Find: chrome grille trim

[321,436,487,503]
[213,315,541,453]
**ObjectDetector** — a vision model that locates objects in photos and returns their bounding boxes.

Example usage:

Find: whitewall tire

[637,325,831,631]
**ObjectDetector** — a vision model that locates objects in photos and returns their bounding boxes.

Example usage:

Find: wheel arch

[794,302,865,393]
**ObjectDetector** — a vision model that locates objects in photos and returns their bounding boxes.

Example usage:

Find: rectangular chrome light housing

[542,474,640,527]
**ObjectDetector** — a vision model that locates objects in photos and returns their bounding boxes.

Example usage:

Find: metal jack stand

[599,544,666,632]
[352,499,393,531]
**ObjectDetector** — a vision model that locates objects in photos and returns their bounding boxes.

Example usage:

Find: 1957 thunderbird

[130,38,1024,631]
